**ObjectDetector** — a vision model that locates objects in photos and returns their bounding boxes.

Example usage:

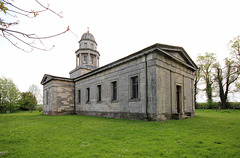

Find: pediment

[171,51,186,63]
[40,74,53,85]
[156,44,197,70]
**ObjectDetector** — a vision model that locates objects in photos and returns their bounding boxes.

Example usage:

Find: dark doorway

[176,86,181,113]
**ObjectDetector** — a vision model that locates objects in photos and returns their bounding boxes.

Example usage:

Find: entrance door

[176,86,181,113]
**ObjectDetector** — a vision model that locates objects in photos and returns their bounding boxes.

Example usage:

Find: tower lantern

[70,29,100,78]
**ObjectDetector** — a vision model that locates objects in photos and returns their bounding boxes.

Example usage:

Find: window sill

[111,100,118,103]
[129,98,141,102]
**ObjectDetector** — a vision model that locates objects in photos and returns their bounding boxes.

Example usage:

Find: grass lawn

[0,110,240,158]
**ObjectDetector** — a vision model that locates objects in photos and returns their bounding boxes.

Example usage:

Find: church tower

[70,29,100,78]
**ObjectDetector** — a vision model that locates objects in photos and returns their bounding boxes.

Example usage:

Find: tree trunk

[206,79,213,108]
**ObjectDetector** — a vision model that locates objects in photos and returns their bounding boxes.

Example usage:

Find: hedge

[196,102,240,109]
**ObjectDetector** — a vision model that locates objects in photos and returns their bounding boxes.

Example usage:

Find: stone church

[41,30,197,121]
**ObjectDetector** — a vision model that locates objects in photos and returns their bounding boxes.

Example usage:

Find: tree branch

[2,30,55,52]
[1,26,69,39]
[1,0,69,52]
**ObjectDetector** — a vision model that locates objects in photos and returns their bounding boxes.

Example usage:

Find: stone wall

[43,80,74,115]
[75,53,157,120]
[74,50,195,121]
[155,52,195,120]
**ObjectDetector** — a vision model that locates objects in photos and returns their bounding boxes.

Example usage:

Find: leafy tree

[214,58,239,109]
[196,52,217,107]
[18,92,37,111]
[28,84,42,104]
[229,35,240,90]
[0,0,69,52]
[0,76,20,112]
[229,35,240,64]
[194,68,201,108]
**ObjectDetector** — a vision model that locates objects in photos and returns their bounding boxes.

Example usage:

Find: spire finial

[87,27,89,33]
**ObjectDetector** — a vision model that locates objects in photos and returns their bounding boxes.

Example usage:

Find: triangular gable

[156,44,197,70]
[40,74,54,85]
[41,74,74,85]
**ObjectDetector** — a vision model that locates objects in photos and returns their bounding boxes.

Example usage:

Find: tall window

[84,56,87,63]
[91,56,94,64]
[97,85,101,102]
[112,81,117,101]
[131,76,139,99]
[86,88,90,103]
[46,91,49,105]
[78,90,81,104]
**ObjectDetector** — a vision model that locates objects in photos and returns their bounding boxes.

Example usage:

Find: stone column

[97,57,99,67]
[79,54,82,66]
[76,56,78,67]
[88,53,90,64]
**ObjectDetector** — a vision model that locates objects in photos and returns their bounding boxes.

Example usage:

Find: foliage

[196,102,240,109]
[0,76,20,113]
[0,0,69,52]
[194,68,201,107]
[18,92,37,111]
[28,84,42,104]
[0,110,239,157]
[214,58,239,109]
[229,35,240,64]
[229,35,240,90]
[196,52,217,106]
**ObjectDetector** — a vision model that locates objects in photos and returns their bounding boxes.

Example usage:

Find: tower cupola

[69,29,100,78]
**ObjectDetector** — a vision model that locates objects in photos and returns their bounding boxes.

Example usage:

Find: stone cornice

[79,39,97,45]
[40,74,73,85]
[69,65,97,74]
[73,43,197,82]
[41,43,198,84]
[75,48,100,56]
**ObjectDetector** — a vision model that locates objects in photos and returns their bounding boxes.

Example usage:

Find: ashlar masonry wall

[75,53,157,120]
[155,52,195,121]
[43,80,74,115]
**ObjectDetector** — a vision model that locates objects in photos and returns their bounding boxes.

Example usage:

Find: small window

[78,90,81,104]
[97,85,101,102]
[84,56,87,63]
[131,76,139,99]
[86,88,90,103]
[84,43,87,48]
[112,81,117,101]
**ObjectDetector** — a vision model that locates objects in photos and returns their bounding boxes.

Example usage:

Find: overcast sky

[1,0,240,101]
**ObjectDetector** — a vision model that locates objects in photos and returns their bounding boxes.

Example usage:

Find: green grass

[0,110,240,158]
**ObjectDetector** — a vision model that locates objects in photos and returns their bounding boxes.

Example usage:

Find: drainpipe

[73,82,76,114]
[144,54,149,120]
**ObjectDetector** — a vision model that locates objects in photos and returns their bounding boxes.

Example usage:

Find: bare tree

[28,84,42,104]
[0,0,69,52]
